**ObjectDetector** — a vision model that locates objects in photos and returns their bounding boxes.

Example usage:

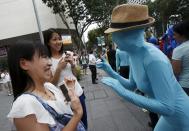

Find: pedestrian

[7,42,85,131]
[43,28,88,129]
[172,20,189,95]
[80,51,88,75]
[0,69,6,91]
[97,4,189,131]
[107,44,116,71]
[88,49,98,84]
[4,69,13,95]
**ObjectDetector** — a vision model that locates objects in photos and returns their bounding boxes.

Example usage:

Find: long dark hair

[43,28,64,57]
[7,42,49,100]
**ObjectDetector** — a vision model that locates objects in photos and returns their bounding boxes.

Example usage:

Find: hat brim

[104,17,155,34]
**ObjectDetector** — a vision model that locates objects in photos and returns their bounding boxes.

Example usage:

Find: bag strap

[24,93,64,119]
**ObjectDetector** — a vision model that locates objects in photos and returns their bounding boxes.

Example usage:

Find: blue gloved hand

[96,57,117,77]
[101,77,126,93]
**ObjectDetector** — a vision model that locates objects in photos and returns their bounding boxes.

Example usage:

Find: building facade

[0,0,75,57]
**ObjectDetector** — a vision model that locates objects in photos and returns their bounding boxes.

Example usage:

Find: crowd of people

[1,3,188,131]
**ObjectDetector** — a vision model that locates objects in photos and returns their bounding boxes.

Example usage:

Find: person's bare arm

[171,60,182,76]
[14,114,50,131]
[63,77,83,131]
[15,113,82,131]
[51,57,67,85]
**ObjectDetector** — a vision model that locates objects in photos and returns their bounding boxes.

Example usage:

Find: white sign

[61,35,72,45]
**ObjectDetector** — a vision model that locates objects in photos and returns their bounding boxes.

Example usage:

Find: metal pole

[32,0,44,44]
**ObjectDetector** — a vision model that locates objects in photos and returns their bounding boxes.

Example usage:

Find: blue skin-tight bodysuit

[116,48,130,72]
[97,29,189,131]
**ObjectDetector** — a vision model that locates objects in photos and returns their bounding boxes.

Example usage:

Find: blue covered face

[112,29,145,52]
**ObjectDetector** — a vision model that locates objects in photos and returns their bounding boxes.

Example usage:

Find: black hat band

[110,19,149,28]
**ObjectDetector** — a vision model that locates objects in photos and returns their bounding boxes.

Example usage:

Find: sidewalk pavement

[0,91,13,131]
[80,69,151,131]
[0,69,152,131]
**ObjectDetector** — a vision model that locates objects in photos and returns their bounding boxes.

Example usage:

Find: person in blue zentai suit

[97,4,189,131]
[116,48,130,79]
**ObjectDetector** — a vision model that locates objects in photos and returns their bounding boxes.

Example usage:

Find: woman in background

[43,29,87,129]
[172,20,189,95]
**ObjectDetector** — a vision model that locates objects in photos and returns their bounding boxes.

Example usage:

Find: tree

[147,0,182,36]
[86,27,112,50]
[84,0,126,29]
[42,0,94,49]
[147,0,189,36]
[177,0,189,20]
[83,0,126,45]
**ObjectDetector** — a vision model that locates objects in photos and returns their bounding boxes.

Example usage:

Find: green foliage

[177,0,189,20]
[83,0,126,29]
[75,65,82,81]
[87,28,103,49]
[86,27,113,50]
[83,0,126,46]
[147,0,189,36]
[41,0,94,49]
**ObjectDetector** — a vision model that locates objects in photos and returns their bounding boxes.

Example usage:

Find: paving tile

[93,116,118,131]
[105,98,127,111]
[90,99,111,119]
[111,108,143,131]
[93,90,107,99]
[85,92,95,101]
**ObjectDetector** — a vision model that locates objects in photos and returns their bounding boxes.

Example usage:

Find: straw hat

[105,4,155,33]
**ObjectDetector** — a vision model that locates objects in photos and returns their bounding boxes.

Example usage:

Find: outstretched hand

[96,57,115,77]
[101,77,126,94]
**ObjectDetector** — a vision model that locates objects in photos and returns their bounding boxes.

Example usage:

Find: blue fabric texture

[97,29,189,131]
[24,93,86,131]
[116,48,130,72]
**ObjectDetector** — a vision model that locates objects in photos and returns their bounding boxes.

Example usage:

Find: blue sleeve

[110,69,136,91]
[104,61,175,116]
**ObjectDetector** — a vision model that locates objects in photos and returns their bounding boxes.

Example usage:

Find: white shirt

[0,72,10,83]
[88,54,96,65]
[51,54,83,96]
[7,82,73,126]
[172,40,189,88]
[4,73,11,83]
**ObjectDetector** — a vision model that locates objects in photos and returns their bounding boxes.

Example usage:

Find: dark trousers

[79,93,88,129]
[119,66,130,79]
[89,65,97,83]
[149,112,159,129]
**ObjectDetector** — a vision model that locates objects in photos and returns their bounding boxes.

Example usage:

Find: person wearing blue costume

[116,48,130,78]
[161,26,178,59]
[148,36,159,49]
[97,4,189,131]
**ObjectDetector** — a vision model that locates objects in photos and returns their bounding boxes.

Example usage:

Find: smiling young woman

[7,42,85,131]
